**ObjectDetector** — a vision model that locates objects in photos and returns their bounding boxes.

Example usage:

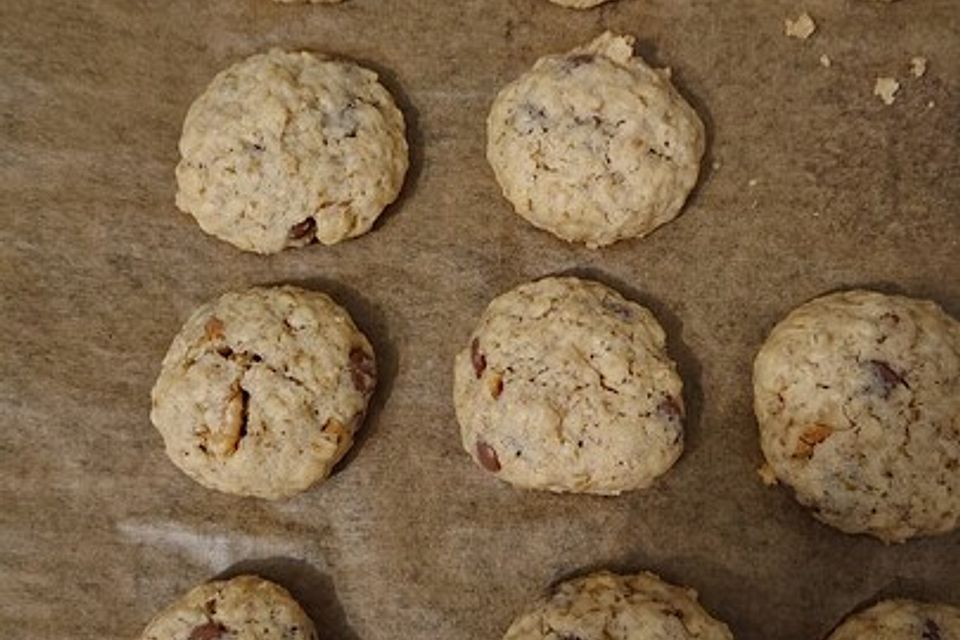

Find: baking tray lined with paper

[1,1,959,639]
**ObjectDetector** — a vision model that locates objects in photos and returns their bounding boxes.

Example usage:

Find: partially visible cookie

[503,571,733,640]
[453,277,684,495]
[140,575,316,640]
[487,32,705,248]
[827,599,960,640]
[150,285,376,499]
[547,0,611,8]
[753,290,960,542]
[176,49,408,253]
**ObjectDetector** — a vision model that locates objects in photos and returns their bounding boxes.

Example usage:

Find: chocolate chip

[868,359,909,397]
[236,389,250,449]
[349,347,376,394]
[658,396,684,421]
[470,338,486,378]
[923,619,942,640]
[476,440,501,472]
[189,622,227,640]
[288,217,316,241]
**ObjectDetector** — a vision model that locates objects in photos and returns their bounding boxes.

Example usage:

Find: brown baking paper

[2,1,959,638]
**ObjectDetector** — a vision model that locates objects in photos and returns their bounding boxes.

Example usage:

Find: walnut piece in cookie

[487,32,705,248]
[150,285,376,499]
[753,289,960,542]
[176,49,408,253]
[826,599,960,640]
[453,277,685,495]
[502,571,732,640]
[140,575,318,640]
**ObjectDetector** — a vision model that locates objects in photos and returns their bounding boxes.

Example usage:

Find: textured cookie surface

[176,49,408,253]
[487,32,705,248]
[141,575,317,640]
[547,0,610,8]
[827,599,960,640]
[151,285,376,499]
[453,277,684,494]
[503,571,733,640]
[754,290,960,542]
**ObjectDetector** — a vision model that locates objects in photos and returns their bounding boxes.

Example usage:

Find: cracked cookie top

[754,289,960,542]
[502,571,733,640]
[826,599,960,640]
[150,285,375,499]
[453,277,684,494]
[486,32,705,248]
[176,49,408,254]
[140,575,316,640]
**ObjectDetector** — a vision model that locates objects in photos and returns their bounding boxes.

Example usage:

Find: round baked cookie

[176,49,408,254]
[753,290,960,542]
[140,575,317,640]
[453,277,684,494]
[827,599,960,640]
[503,571,733,640]
[487,32,705,248]
[547,0,611,8]
[150,285,376,499]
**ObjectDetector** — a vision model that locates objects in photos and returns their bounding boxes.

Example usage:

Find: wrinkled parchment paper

[2,1,959,639]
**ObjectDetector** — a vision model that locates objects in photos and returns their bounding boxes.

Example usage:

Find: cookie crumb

[758,463,778,486]
[874,77,900,105]
[819,54,832,68]
[927,100,936,109]
[910,56,927,78]
[748,178,759,188]
[784,12,816,40]
[712,160,722,171]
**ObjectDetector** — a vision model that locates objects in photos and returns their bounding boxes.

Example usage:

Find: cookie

[827,599,960,640]
[176,49,408,254]
[150,285,376,499]
[503,571,733,640]
[453,277,684,494]
[547,0,611,8]
[140,575,317,640]
[487,32,705,248]
[753,290,960,542]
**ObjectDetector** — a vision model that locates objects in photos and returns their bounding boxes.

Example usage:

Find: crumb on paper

[874,77,900,105]
[712,160,722,171]
[758,463,779,486]
[812,211,821,218]
[785,12,816,40]
[927,100,936,109]
[910,56,927,78]
[748,178,759,188]
[819,54,831,68]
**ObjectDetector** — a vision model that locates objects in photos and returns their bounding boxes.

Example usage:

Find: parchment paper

[1,1,959,639]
